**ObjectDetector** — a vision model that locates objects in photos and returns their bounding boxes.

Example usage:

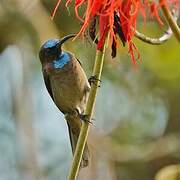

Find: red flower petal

[52,0,179,62]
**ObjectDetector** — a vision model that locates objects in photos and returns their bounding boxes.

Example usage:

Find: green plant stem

[160,1,180,42]
[68,37,108,180]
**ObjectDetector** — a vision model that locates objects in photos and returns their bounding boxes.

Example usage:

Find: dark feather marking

[67,122,77,154]
[43,72,54,100]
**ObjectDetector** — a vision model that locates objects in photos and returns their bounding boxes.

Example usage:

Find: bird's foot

[79,114,93,125]
[88,75,101,87]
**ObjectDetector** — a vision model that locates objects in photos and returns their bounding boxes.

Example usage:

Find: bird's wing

[43,72,54,101]
[43,71,66,114]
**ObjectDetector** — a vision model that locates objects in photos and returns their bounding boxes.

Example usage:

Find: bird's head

[39,34,75,64]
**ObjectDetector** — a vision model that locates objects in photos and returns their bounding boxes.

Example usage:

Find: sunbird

[39,35,90,168]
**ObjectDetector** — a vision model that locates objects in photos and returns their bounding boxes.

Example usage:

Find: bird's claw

[88,75,101,87]
[79,114,93,125]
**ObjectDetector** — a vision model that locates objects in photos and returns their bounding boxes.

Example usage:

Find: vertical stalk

[160,0,180,42]
[68,35,108,180]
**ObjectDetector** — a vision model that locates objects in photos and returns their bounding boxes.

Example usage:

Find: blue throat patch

[53,52,71,69]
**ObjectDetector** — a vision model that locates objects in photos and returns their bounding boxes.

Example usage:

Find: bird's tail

[66,114,90,168]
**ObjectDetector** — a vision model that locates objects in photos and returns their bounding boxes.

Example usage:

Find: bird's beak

[57,34,76,50]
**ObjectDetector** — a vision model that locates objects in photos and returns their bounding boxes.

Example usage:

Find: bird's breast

[50,58,90,114]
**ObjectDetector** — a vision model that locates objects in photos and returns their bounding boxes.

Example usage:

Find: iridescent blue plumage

[53,52,71,69]
[43,39,60,49]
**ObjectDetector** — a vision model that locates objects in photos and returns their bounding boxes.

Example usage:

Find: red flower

[51,0,178,64]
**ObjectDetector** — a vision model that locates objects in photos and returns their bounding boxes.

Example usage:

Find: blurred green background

[0,0,180,180]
